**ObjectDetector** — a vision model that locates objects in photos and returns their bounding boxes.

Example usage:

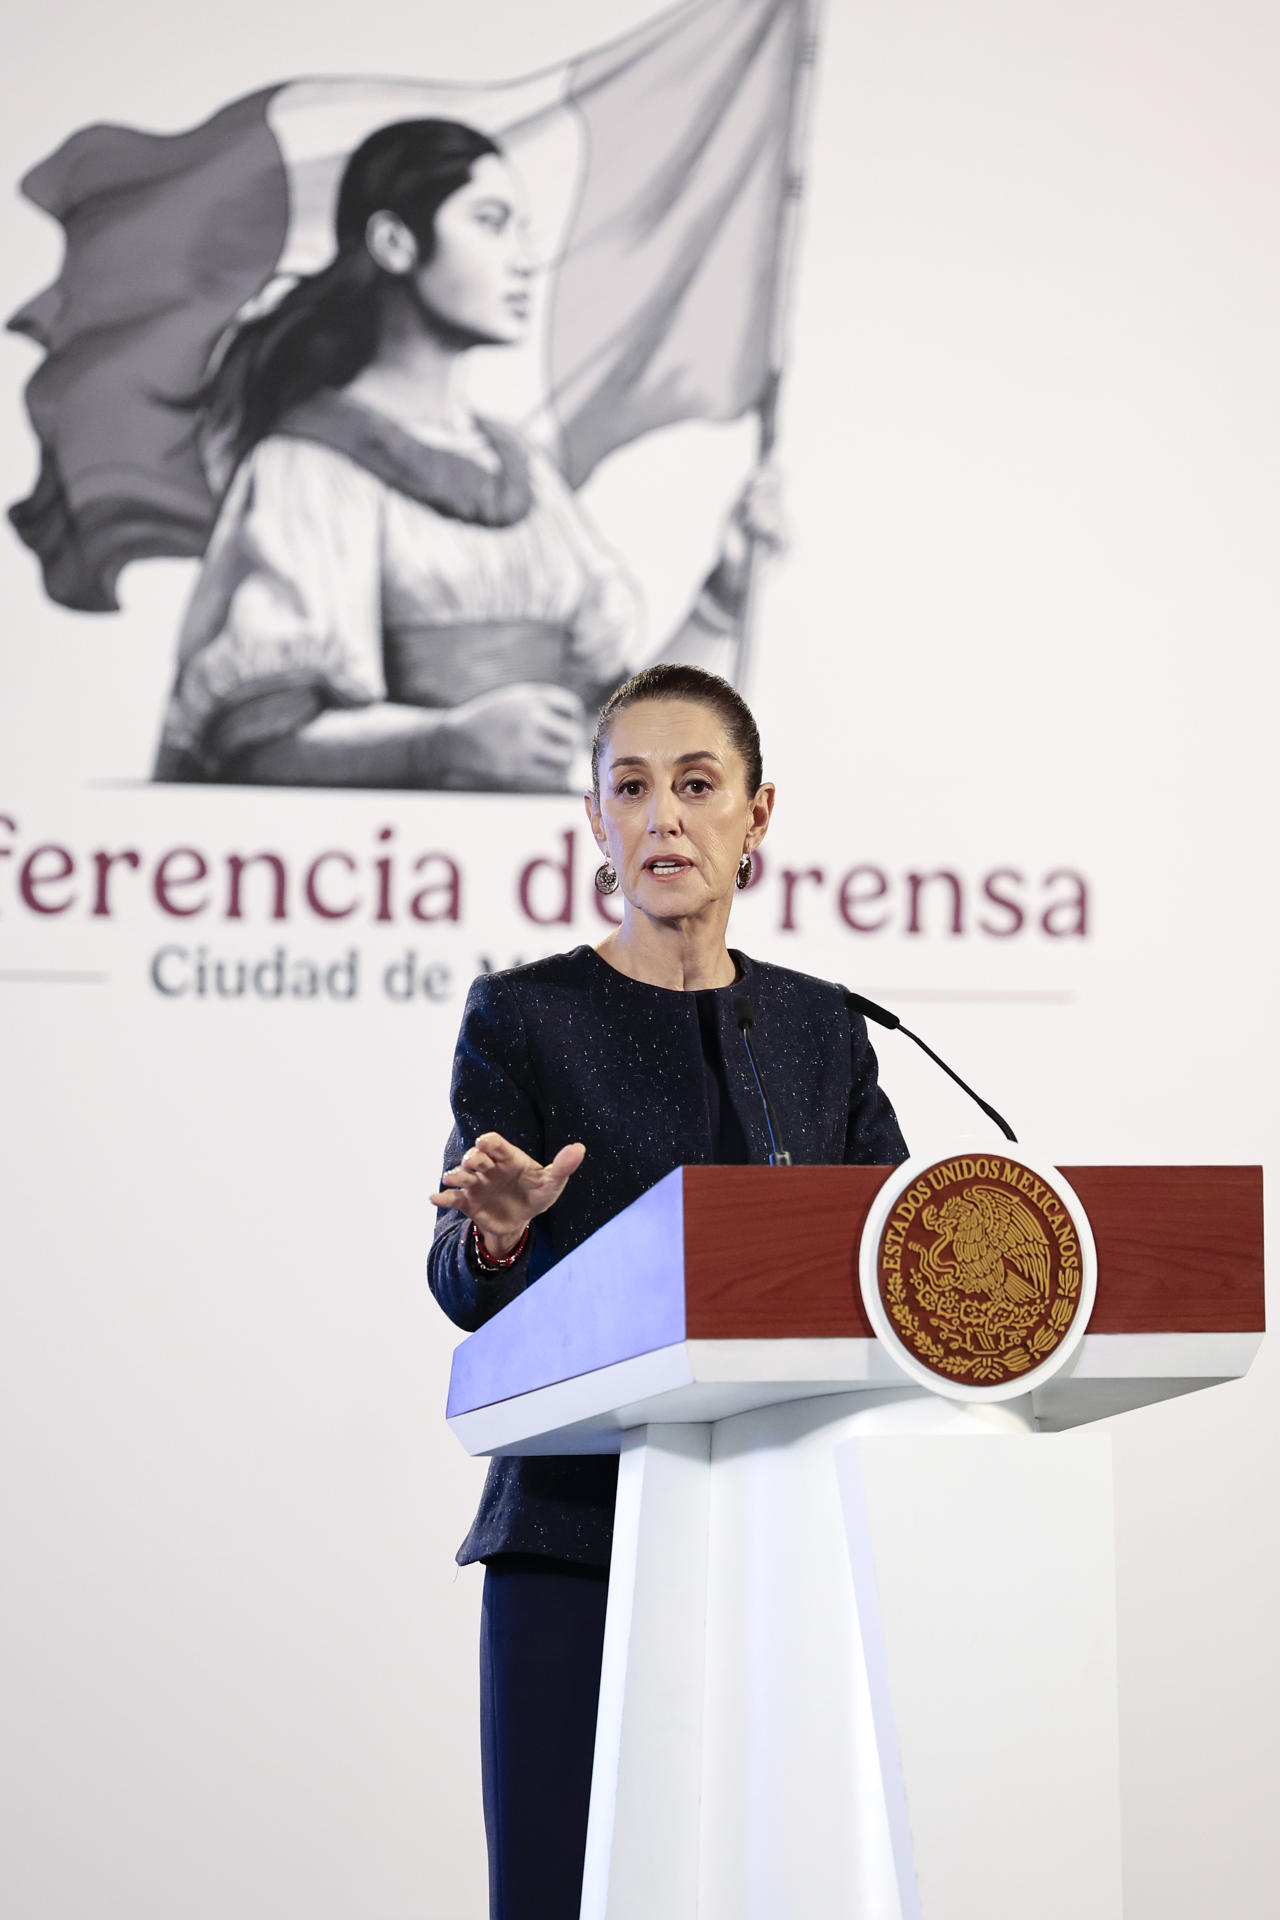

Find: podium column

[581,1389,1122,1920]
[835,1423,1122,1920]
[581,1424,712,1920]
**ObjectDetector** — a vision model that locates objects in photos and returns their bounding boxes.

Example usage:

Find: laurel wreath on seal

[884,1262,1080,1384]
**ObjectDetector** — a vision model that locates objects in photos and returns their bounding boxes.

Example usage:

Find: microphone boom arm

[844,990,1018,1144]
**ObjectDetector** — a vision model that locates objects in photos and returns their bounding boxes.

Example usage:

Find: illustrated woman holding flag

[152,119,778,790]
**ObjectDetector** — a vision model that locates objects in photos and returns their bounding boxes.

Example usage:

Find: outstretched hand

[429,1130,586,1256]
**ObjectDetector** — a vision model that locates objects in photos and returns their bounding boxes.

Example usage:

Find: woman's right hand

[429,684,585,790]
[429,1131,586,1256]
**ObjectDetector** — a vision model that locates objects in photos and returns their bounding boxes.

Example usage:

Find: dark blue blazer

[429,944,907,1566]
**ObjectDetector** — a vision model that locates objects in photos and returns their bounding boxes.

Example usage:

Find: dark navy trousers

[480,1555,610,1920]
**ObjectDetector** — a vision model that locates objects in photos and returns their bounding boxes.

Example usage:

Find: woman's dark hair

[201,119,500,469]
[591,664,764,796]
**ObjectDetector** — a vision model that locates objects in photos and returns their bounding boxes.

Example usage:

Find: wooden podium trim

[683,1166,884,1340]
[1061,1165,1264,1332]
[681,1164,1264,1341]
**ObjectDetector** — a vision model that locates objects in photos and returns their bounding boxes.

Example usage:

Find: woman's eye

[684,777,712,794]
[616,780,644,798]
[474,204,510,233]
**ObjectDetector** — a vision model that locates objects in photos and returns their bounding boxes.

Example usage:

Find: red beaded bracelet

[471,1221,530,1271]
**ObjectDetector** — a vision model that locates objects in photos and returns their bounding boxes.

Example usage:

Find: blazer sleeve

[844,1010,909,1166]
[428,973,547,1332]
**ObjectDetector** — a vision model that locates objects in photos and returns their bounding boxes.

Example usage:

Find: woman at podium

[429,662,906,1919]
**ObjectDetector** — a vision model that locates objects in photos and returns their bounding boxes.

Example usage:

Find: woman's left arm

[844,1010,910,1166]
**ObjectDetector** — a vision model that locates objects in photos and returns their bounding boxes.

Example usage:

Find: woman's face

[413,153,534,347]
[587,699,774,924]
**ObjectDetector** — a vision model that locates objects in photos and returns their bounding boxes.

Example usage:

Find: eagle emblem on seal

[901,1182,1064,1370]
[914,1186,1052,1309]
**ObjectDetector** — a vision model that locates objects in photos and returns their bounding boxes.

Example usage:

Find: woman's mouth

[644,857,691,878]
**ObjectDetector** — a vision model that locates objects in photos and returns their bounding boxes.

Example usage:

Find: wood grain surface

[680,1164,1265,1341]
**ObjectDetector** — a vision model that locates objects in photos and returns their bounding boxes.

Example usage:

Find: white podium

[446,1163,1264,1919]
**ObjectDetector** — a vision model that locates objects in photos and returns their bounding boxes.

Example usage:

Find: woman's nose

[647,792,681,835]
[511,225,536,277]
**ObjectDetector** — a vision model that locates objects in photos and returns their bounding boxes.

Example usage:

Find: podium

[446,1164,1264,1920]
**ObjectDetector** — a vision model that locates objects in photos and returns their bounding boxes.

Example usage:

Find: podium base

[581,1391,1122,1920]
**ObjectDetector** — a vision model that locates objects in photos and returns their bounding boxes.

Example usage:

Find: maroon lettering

[906,871,963,936]
[518,828,576,925]
[780,867,825,933]
[374,825,395,922]
[19,845,76,914]
[91,849,142,918]
[154,849,210,918]
[226,853,287,921]
[1042,870,1089,938]
[978,869,1024,937]
[409,853,462,923]
[304,852,358,920]
[838,866,888,933]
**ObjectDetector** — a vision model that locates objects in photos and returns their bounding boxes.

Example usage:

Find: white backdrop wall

[1,3,1276,1916]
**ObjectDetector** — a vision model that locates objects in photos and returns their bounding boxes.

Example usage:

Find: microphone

[734,996,793,1165]
[844,989,1018,1144]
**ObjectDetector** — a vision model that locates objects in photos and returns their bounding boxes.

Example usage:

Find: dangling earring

[736,852,754,890]
[594,860,619,895]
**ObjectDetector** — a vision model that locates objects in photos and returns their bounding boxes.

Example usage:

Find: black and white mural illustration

[8,0,811,791]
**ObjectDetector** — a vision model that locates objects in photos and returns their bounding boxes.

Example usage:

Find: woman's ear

[364,210,418,276]
[745,781,776,851]
[583,789,608,855]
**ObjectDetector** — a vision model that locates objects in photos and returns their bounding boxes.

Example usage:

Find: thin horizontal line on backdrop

[0,974,1074,1001]
[0,970,109,983]
[862,989,1076,1005]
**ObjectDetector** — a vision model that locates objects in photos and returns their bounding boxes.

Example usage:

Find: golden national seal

[873,1154,1087,1388]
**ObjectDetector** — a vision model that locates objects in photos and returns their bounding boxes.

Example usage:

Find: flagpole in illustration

[734,0,823,698]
